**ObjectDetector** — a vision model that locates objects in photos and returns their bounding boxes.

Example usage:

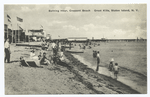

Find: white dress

[30,52,38,60]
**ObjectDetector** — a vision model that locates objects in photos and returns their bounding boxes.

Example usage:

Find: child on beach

[108,61,114,77]
[114,63,119,79]
[96,51,100,72]
[38,51,42,60]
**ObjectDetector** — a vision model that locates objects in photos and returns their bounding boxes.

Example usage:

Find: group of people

[5,38,120,79]
[19,40,64,67]
[108,59,119,79]
[20,49,51,67]
[93,50,119,79]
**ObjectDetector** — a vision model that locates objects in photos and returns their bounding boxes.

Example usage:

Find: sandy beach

[5,43,141,94]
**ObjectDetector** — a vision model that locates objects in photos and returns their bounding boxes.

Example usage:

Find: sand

[5,42,141,94]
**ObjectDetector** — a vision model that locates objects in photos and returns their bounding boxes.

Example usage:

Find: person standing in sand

[4,38,11,63]
[52,41,56,55]
[108,61,114,77]
[96,51,100,72]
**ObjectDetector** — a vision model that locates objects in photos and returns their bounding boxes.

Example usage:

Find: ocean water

[71,41,147,94]
[74,41,147,76]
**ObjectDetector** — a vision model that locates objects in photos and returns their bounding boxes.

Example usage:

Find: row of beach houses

[4,13,47,43]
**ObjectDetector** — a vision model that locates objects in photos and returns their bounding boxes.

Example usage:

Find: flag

[18,26,23,30]
[40,25,43,28]
[17,24,23,30]
[7,14,12,29]
[7,14,11,19]
[8,19,11,23]
[8,23,12,29]
[17,17,23,22]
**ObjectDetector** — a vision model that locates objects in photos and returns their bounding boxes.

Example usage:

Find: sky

[4,4,147,39]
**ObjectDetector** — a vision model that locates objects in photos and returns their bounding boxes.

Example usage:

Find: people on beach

[93,50,95,58]
[38,51,42,60]
[52,54,59,65]
[40,52,50,65]
[52,41,57,55]
[4,38,11,63]
[93,50,97,58]
[79,44,81,49]
[30,49,38,60]
[20,56,30,67]
[69,42,71,50]
[45,42,49,51]
[83,45,86,49]
[114,63,119,79]
[96,51,100,72]
[108,61,114,77]
[110,58,114,64]
[58,41,62,51]
[59,49,64,61]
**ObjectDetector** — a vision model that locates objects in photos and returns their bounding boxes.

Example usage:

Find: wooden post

[28,35,30,42]
[15,30,17,43]
[18,30,20,43]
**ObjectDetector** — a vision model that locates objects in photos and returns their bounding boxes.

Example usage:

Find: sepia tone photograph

[4,4,147,94]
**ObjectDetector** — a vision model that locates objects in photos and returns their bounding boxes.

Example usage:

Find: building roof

[68,37,88,39]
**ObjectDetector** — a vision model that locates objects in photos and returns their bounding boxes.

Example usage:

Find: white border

[0,0,149,97]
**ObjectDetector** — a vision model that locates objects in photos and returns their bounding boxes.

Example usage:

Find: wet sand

[72,54,146,94]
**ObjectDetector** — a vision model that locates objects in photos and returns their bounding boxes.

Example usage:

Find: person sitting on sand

[40,52,50,65]
[20,56,30,67]
[38,51,42,60]
[96,51,100,72]
[30,49,38,60]
[108,61,114,77]
[114,63,119,79]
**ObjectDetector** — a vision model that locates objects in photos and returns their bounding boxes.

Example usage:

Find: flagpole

[7,24,8,40]
[17,23,19,43]
[7,15,9,40]
[12,24,13,43]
